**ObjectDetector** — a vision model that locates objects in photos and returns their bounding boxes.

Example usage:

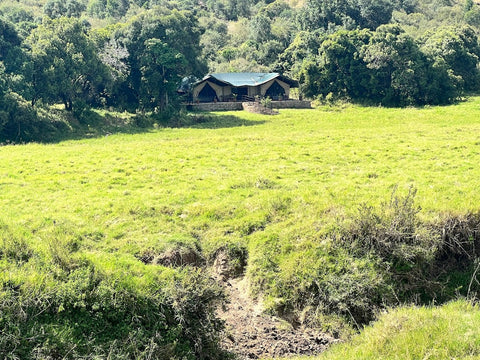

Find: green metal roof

[197,73,298,87]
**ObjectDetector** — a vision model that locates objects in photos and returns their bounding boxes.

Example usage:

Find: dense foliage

[0,0,479,138]
[298,24,480,106]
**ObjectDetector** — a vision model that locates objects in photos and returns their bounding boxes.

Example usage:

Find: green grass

[3,98,480,222]
[271,300,480,360]
[2,97,480,357]
[3,100,480,246]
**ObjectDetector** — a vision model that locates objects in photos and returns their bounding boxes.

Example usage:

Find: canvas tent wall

[192,73,297,102]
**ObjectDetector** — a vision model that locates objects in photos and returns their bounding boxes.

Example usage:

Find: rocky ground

[217,277,337,359]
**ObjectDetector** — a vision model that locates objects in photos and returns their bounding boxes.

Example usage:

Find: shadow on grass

[1,108,267,145]
[36,109,157,144]
[184,113,267,129]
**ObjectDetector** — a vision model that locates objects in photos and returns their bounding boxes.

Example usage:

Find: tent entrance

[198,83,218,102]
[265,81,286,100]
[233,87,248,100]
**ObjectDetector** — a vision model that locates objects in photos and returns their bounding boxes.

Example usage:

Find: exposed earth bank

[217,276,337,359]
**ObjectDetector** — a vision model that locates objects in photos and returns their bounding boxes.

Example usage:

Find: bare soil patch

[217,277,337,359]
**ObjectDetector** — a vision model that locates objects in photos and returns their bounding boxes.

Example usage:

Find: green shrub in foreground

[248,188,480,331]
[0,249,226,359]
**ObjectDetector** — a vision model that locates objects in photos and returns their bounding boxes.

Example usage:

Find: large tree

[298,29,372,100]
[43,0,86,19]
[139,38,186,111]
[113,8,206,111]
[297,0,394,32]
[26,17,110,110]
[420,25,480,92]
[0,18,23,74]
[361,24,430,105]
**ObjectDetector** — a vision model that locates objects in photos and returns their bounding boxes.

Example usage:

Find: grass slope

[273,300,480,360]
[1,98,480,357]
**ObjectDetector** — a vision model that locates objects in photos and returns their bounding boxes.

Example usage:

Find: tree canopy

[0,0,479,141]
[27,17,110,110]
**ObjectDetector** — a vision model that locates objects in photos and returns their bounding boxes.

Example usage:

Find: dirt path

[217,277,336,359]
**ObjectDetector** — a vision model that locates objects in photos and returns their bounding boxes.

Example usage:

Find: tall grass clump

[248,187,480,331]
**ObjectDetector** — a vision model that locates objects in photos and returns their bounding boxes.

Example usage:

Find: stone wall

[187,102,243,111]
[242,102,278,115]
[186,100,311,112]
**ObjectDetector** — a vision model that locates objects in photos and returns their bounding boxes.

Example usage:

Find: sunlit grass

[270,300,480,360]
[1,97,480,259]
[1,97,480,357]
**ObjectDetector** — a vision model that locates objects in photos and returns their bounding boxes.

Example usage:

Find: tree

[26,18,110,110]
[0,5,36,38]
[44,0,86,19]
[297,0,393,32]
[113,8,206,111]
[225,0,250,20]
[199,17,230,64]
[297,25,460,106]
[276,30,326,76]
[257,40,284,65]
[357,0,394,30]
[361,24,431,105]
[249,14,273,44]
[87,0,107,18]
[0,5,35,24]
[297,0,355,31]
[204,0,250,20]
[299,29,372,100]
[420,25,480,92]
[0,18,23,73]
[139,38,186,111]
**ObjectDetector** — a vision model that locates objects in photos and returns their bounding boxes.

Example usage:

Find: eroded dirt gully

[213,254,337,359]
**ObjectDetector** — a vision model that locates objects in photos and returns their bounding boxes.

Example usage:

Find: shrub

[340,186,480,311]
[249,187,480,330]
[0,254,227,359]
[260,96,272,108]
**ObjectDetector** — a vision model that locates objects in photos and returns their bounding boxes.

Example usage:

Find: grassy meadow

[2,97,480,358]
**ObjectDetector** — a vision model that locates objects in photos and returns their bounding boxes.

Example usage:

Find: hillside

[2,100,480,358]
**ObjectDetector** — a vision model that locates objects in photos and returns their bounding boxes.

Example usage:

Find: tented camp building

[192,73,298,102]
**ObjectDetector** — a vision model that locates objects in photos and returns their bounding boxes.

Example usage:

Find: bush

[0,252,227,359]
[0,93,71,143]
[342,187,480,303]
[248,187,480,330]
[247,231,391,328]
